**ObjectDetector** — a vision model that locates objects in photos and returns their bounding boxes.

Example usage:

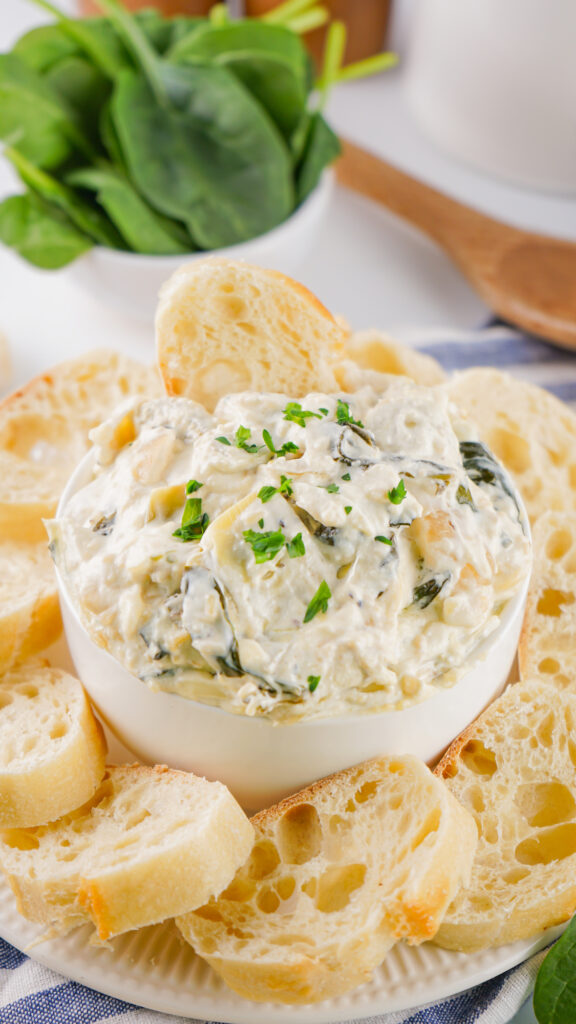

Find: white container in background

[405,0,576,194]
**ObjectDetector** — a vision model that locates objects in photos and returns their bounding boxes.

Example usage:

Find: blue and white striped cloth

[2,323,573,1024]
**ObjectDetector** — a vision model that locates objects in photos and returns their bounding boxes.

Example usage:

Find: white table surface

[1,3,566,1020]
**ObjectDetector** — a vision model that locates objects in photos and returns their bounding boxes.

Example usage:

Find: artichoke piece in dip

[49,377,530,722]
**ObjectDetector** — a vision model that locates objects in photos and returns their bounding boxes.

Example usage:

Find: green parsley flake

[286,532,305,558]
[336,398,364,428]
[216,435,231,446]
[325,483,339,493]
[456,483,476,509]
[235,425,262,454]
[243,528,286,564]
[388,479,407,505]
[341,472,351,481]
[258,485,277,504]
[173,494,209,542]
[186,480,203,494]
[258,518,264,529]
[262,428,300,458]
[258,476,293,504]
[283,402,322,428]
[375,535,393,545]
[319,408,329,416]
[304,580,331,623]
[344,506,352,515]
[307,674,321,693]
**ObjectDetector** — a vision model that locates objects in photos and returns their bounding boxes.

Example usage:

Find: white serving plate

[0,870,561,1023]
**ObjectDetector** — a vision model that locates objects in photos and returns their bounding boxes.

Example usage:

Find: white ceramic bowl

[67,171,334,322]
[56,449,530,812]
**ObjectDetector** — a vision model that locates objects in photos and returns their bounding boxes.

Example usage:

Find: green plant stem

[332,51,399,84]
[209,3,229,25]
[285,7,329,34]
[317,19,345,107]
[262,0,320,25]
[94,0,167,107]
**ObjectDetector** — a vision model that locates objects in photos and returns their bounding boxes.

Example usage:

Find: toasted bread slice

[0,764,253,942]
[0,664,106,828]
[434,680,576,952]
[0,350,161,542]
[155,259,345,410]
[0,541,61,672]
[177,756,477,1004]
[519,511,576,688]
[343,330,445,386]
[446,368,576,525]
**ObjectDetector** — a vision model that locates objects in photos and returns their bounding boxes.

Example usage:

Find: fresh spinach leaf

[7,147,122,248]
[534,916,576,1024]
[111,65,293,248]
[296,110,340,203]
[13,23,79,73]
[412,572,450,609]
[28,0,130,79]
[69,166,192,254]
[0,192,91,269]
[45,55,110,143]
[0,52,85,168]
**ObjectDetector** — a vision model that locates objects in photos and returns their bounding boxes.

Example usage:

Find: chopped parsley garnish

[216,435,231,446]
[286,532,305,558]
[258,475,294,504]
[319,407,329,416]
[235,425,262,454]
[262,428,300,458]
[344,505,352,515]
[375,535,393,545]
[307,674,321,693]
[173,494,209,542]
[304,580,331,623]
[243,528,286,564]
[388,479,407,505]
[258,518,264,529]
[283,401,322,428]
[325,483,339,493]
[336,398,364,428]
[244,525,305,563]
[258,485,277,504]
[341,472,351,481]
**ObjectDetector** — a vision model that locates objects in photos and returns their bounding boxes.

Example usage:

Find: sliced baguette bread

[0,664,106,828]
[0,350,161,542]
[177,756,477,1005]
[519,511,576,688]
[0,541,61,672]
[342,329,445,386]
[0,764,253,942]
[445,368,576,524]
[434,680,576,952]
[155,259,345,411]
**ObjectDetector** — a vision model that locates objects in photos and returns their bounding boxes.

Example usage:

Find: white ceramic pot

[56,448,531,812]
[405,0,576,194]
[67,171,334,321]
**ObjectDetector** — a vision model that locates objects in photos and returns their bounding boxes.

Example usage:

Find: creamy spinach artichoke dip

[50,376,530,722]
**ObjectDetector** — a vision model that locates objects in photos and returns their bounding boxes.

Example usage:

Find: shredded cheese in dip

[49,376,530,722]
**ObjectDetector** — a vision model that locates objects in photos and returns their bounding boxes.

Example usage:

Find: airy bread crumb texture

[0,350,161,543]
[0,764,253,942]
[156,259,346,410]
[434,680,576,952]
[519,511,576,689]
[342,330,446,387]
[446,368,576,525]
[177,756,477,1004]
[0,542,61,673]
[0,664,106,828]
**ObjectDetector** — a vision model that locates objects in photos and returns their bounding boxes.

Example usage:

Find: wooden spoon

[336,139,576,349]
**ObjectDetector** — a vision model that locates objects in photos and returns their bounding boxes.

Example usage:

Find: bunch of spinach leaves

[0,0,395,268]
